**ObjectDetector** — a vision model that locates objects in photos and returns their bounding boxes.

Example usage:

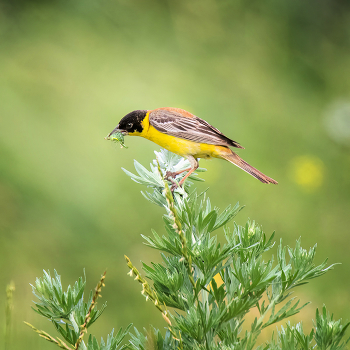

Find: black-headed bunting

[107,107,278,189]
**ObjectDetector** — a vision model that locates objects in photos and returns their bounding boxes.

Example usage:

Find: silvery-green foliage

[124,149,348,350]
[122,149,206,207]
[29,270,131,350]
[27,149,349,350]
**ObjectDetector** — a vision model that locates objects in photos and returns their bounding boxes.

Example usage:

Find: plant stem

[194,288,210,350]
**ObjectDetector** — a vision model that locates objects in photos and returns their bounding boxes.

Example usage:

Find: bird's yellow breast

[129,112,224,159]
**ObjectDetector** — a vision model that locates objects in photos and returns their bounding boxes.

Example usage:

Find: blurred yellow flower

[290,155,325,191]
[213,272,224,287]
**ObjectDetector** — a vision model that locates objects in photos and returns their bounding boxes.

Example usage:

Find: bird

[107,107,278,189]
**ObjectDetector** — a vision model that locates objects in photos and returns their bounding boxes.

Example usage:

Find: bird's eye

[126,123,133,129]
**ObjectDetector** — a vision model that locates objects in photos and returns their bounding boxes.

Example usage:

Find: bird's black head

[108,110,147,136]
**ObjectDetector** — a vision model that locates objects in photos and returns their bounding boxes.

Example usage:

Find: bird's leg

[165,167,191,180]
[168,177,179,192]
[170,157,199,192]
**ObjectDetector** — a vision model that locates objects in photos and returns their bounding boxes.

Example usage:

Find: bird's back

[148,107,244,149]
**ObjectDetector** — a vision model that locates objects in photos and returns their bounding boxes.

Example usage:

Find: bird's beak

[105,124,128,140]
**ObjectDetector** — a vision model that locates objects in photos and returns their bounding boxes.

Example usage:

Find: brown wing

[149,108,244,149]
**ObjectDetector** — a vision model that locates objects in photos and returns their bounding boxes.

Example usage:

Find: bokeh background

[1,0,350,348]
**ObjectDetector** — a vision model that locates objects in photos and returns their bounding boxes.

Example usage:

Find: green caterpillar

[105,131,128,148]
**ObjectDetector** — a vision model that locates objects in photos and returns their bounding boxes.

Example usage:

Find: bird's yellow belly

[136,125,220,159]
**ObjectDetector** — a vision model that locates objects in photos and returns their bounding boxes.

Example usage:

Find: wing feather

[149,108,244,148]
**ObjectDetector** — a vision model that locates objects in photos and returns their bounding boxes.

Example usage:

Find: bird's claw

[166,177,179,192]
[165,171,177,180]
[170,183,178,192]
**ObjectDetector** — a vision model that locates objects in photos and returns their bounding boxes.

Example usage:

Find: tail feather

[221,151,278,184]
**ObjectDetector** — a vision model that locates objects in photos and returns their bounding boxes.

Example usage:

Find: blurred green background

[1,0,350,348]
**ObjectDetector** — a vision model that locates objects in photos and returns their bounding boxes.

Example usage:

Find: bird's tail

[219,149,278,184]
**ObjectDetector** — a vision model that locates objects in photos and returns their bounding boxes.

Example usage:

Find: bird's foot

[165,171,178,180]
[166,177,179,192]
[170,183,179,192]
